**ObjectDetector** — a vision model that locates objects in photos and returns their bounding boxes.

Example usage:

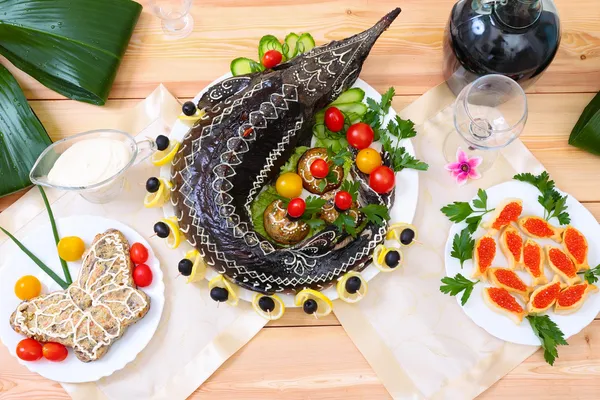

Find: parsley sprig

[451,228,475,268]
[440,273,479,305]
[362,87,396,139]
[380,134,429,172]
[578,264,600,284]
[514,172,571,224]
[359,204,390,226]
[441,189,494,234]
[526,315,568,366]
[333,212,357,236]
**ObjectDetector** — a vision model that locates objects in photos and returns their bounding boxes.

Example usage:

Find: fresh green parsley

[440,273,479,306]
[340,180,360,202]
[513,172,571,224]
[451,228,475,268]
[579,264,600,284]
[380,133,429,172]
[358,204,390,226]
[441,189,494,234]
[333,212,357,236]
[302,196,327,218]
[526,315,568,366]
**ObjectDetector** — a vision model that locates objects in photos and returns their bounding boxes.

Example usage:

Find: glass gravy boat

[30,130,156,204]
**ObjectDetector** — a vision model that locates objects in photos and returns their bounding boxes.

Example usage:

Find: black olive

[345,276,362,294]
[182,101,197,116]
[303,299,318,314]
[178,259,193,276]
[153,222,170,238]
[145,177,160,193]
[258,296,275,312]
[400,228,415,245]
[155,135,170,151]
[210,287,229,302]
[384,250,401,268]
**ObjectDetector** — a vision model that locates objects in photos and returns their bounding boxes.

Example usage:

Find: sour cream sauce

[47,138,131,187]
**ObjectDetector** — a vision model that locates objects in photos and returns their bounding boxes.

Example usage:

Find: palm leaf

[0,0,142,105]
[0,64,52,196]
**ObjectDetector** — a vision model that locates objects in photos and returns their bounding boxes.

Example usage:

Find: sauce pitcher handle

[134,139,157,166]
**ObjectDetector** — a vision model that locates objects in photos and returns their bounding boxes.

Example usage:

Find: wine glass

[149,0,194,38]
[443,74,528,171]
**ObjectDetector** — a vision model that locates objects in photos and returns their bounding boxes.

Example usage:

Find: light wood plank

[3,0,600,101]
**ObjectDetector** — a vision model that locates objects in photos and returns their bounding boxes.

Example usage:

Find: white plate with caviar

[444,180,600,346]
[0,215,165,383]
[159,73,420,307]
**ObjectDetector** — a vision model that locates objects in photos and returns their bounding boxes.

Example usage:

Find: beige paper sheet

[0,85,267,400]
[334,83,545,400]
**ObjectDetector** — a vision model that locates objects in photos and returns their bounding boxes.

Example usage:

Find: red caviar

[506,232,522,260]
[564,227,587,264]
[532,282,561,309]
[487,288,524,313]
[494,269,527,291]
[549,248,577,277]
[557,284,587,307]
[492,202,523,230]
[523,218,554,237]
[477,237,496,273]
[523,243,542,277]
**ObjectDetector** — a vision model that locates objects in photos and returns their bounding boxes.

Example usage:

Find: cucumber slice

[295,33,316,55]
[331,88,366,105]
[231,57,264,76]
[258,35,284,62]
[315,102,368,124]
[284,33,299,60]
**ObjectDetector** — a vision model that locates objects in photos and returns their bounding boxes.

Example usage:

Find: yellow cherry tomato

[14,275,41,300]
[275,172,303,198]
[356,148,382,174]
[57,236,86,262]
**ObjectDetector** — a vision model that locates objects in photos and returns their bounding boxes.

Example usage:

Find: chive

[0,226,69,290]
[38,186,72,284]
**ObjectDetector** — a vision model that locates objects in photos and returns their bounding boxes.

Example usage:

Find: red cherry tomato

[324,107,345,132]
[335,191,353,211]
[346,122,374,150]
[310,158,329,179]
[287,198,306,218]
[130,242,149,264]
[262,50,283,69]
[133,264,153,287]
[16,338,43,361]
[369,166,396,194]
[42,342,68,362]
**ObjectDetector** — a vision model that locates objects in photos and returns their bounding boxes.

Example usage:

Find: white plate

[160,73,419,307]
[0,215,165,383]
[444,181,600,345]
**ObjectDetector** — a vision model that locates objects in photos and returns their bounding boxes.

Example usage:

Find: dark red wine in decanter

[444,0,561,95]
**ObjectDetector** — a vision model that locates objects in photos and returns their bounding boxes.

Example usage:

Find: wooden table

[1,1,600,398]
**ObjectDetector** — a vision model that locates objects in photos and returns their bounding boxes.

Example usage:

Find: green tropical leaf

[0,64,52,197]
[0,0,142,105]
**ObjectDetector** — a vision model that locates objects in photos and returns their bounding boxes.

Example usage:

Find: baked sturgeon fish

[171,8,401,294]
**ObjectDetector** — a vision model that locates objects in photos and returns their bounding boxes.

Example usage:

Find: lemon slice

[294,288,333,317]
[252,293,285,320]
[386,223,418,246]
[373,244,403,272]
[143,178,172,208]
[336,272,368,303]
[208,275,239,306]
[178,108,206,122]
[184,249,206,283]
[151,140,180,167]
[160,217,181,249]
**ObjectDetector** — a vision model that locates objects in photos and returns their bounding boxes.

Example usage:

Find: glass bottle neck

[493,0,542,29]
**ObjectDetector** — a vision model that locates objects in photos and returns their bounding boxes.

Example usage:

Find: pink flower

[444,148,482,186]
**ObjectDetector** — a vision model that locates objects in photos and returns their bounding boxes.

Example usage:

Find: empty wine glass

[149,0,194,38]
[443,74,528,171]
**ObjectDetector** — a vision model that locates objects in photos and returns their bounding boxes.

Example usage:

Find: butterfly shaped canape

[527,275,564,314]
[472,234,497,281]
[521,239,548,286]
[555,283,598,315]
[518,216,563,242]
[483,287,526,324]
[9,229,150,362]
[483,198,523,235]
[561,226,589,271]
[545,246,581,285]
[499,225,523,270]
[487,267,531,302]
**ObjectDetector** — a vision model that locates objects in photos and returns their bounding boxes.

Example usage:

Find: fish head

[278,8,401,110]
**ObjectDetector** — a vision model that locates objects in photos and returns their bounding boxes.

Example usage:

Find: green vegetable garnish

[441,189,494,234]
[280,146,309,174]
[579,264,600,284]
[333,212,357,236]
[250,186,286,240]
[358,204,389,226]
[39,186,72,285]
[451,228,475,268]
[513,172,571,224]
[440,273,479,306]
[526,315,568,366]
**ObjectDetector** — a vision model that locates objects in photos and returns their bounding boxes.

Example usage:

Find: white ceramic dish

[0,215,165,383]
[161,73,419,307]
[444,180,600,345]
